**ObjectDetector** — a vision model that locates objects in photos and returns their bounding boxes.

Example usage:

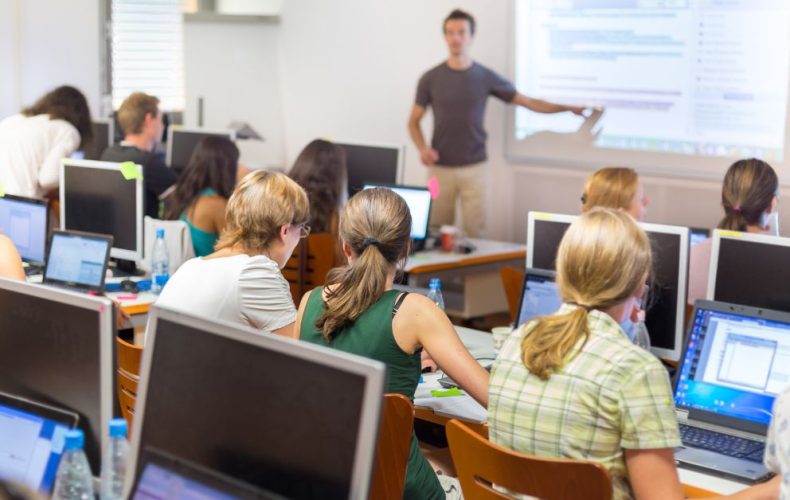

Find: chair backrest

[282,233,337,305]
[499,266,525,324]
[117,368,138,430]
[117,336,143,376]
[368,394,413,500]
[140,216,196,273]
[446,419,612,500]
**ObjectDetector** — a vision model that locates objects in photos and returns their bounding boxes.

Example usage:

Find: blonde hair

[215,170,309,253]
[521,208,652,380]
[581,167,639,213]
[719,158,778,232]
[117,92,160,135]
[316,188,411,339]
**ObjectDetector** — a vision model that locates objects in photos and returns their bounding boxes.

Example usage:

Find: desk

[415,327,749,497]
[403,239,526,319]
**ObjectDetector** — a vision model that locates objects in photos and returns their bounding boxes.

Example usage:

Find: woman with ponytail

[687,158,779,305]
[294,187,488,500]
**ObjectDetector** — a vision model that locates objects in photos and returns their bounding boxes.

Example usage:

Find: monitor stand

[111,258,145,278]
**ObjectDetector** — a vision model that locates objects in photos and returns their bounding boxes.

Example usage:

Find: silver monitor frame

[126,306,387,499]
[60,159,144,262]
[165,125,237,168]
[0,277,114,475]
[526,211,579,269]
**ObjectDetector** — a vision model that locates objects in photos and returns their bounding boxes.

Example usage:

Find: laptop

[0,194,49,276]
[131,448,285,499]
[514,268,562,328]
[43,229,113,294]
[673,300,790,482]
[0,391,79,494]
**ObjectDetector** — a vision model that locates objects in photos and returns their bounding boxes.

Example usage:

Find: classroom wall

[0,0,19,119]
[277,0,790,241]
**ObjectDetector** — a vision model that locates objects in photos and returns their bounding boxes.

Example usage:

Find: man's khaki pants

[426,163,485,238]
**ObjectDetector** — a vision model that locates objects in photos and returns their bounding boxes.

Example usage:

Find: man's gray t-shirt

[415,61,517,167]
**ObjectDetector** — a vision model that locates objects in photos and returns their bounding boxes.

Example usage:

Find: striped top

[488,303,680,500]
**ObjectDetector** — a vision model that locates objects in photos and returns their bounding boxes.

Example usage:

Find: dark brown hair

[117,92,159,136]
[164,136,239,220]
[719,158,778,232]
[444,9,476,35]
[288,139,347,234]
[22,85,93,149]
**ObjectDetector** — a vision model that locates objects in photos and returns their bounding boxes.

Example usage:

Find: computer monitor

[363,184,432,240]
[166,126,236,172]
[60,159,144,262]
[515,268,562,328]
[337,141,404,197]
[526,212,689,360]
[0,278,114,475]
[0,194,49,266]
[707,230,790,311]
[128,306,386,499]
[82,120,114,160]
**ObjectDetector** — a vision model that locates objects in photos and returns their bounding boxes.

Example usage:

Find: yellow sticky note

[718,230,742,238]
[119,162,142,180]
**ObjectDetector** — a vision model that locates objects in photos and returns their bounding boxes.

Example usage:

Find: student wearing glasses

[157,171,309,336]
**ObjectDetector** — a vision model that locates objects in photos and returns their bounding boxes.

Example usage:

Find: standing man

[409,9,587,237]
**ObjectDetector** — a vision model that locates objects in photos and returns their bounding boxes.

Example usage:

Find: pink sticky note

[427,176,440,200]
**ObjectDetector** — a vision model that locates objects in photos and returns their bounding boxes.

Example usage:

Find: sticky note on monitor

[119,162,143,180]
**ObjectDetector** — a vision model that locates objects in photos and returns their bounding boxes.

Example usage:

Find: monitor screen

[61,160,143,261]
[363,185,431,240]
[0,280,113,475]
[83,121,113,160]
[132,310,384,499]
[516,271,562,327]
[0,195,48,264]
[45,231,111,290]
[338,143,402,197]
[530,218,571,271]
[167,129,234,172]
[712,236,790,312]
[676,305,790,428]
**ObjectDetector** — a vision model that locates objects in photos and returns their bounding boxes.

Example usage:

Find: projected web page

[514,0,790,160]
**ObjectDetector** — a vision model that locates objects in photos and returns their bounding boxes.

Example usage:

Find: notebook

[0,392,79,494]
[0,194,49,275]
[130,448,282,499]
[673,300,790,482]
[514,268,562,328]
[43,229,113,294]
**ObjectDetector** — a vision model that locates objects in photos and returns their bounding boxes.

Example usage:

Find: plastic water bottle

[52,430,94,500]
[633,321,652,351]
[426,278,445,310]
[151,228,169,294]
[100,419,129,500]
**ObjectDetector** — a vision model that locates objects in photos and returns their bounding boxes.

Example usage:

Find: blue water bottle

[52,430,94,500]
[426,278,445,310]
[100,419,129,500]
[151,228,170,294]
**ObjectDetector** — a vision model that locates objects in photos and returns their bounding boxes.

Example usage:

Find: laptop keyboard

[679,424,764,462]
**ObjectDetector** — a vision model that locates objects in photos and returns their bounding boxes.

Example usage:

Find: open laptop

[673,300,790,483]
[514,268,562,328]
[0,194,49,276]
[131,448,282,500]
[0,391,79,494]
[43,229,113,294]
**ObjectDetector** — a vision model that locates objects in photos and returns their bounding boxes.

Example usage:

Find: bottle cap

[156,228,165,238]
[109,418,128,438]
[64,429,85,450]
[429,278,441,289]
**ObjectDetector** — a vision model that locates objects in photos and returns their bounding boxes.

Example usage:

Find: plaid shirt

[489,304,680,500]
[766,390,790,500]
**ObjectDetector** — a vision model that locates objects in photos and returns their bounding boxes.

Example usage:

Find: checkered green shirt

[489,304,680,500]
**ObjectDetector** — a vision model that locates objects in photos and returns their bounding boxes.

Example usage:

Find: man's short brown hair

[444,9,475,35]
[117,92,159,135]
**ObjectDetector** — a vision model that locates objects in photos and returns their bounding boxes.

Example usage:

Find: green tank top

[180,188,219,257]
[300,288,444,500]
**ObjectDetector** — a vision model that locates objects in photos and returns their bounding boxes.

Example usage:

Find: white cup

[491,326,513,353]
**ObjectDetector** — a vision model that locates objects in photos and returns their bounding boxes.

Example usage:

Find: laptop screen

[0,400,73,493]
[45,232,111,289]
[675,306,790,426]
[363,185,431,240]
[516,271,562,327]
[0,196,48,264]
[134,462,242,500]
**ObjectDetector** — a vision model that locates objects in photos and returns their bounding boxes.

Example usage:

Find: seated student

[100,92,178,218]
[687,158,779,305]
[766,388,790,499]
[156,171,308,335]
[0,86,93,198]
[581,167,649,221]
[0,235,25,280]
[293,187,488,500]
[163,136,239,256]
[488,208,778,500]
[288,139,348,235]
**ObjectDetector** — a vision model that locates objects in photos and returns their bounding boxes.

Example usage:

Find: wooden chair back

[368,394,414,500]
[117,336,143,376]
[282,233,337,305]
[446,419,612,500]
[116,336,143,430]
[499,266,525,324]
